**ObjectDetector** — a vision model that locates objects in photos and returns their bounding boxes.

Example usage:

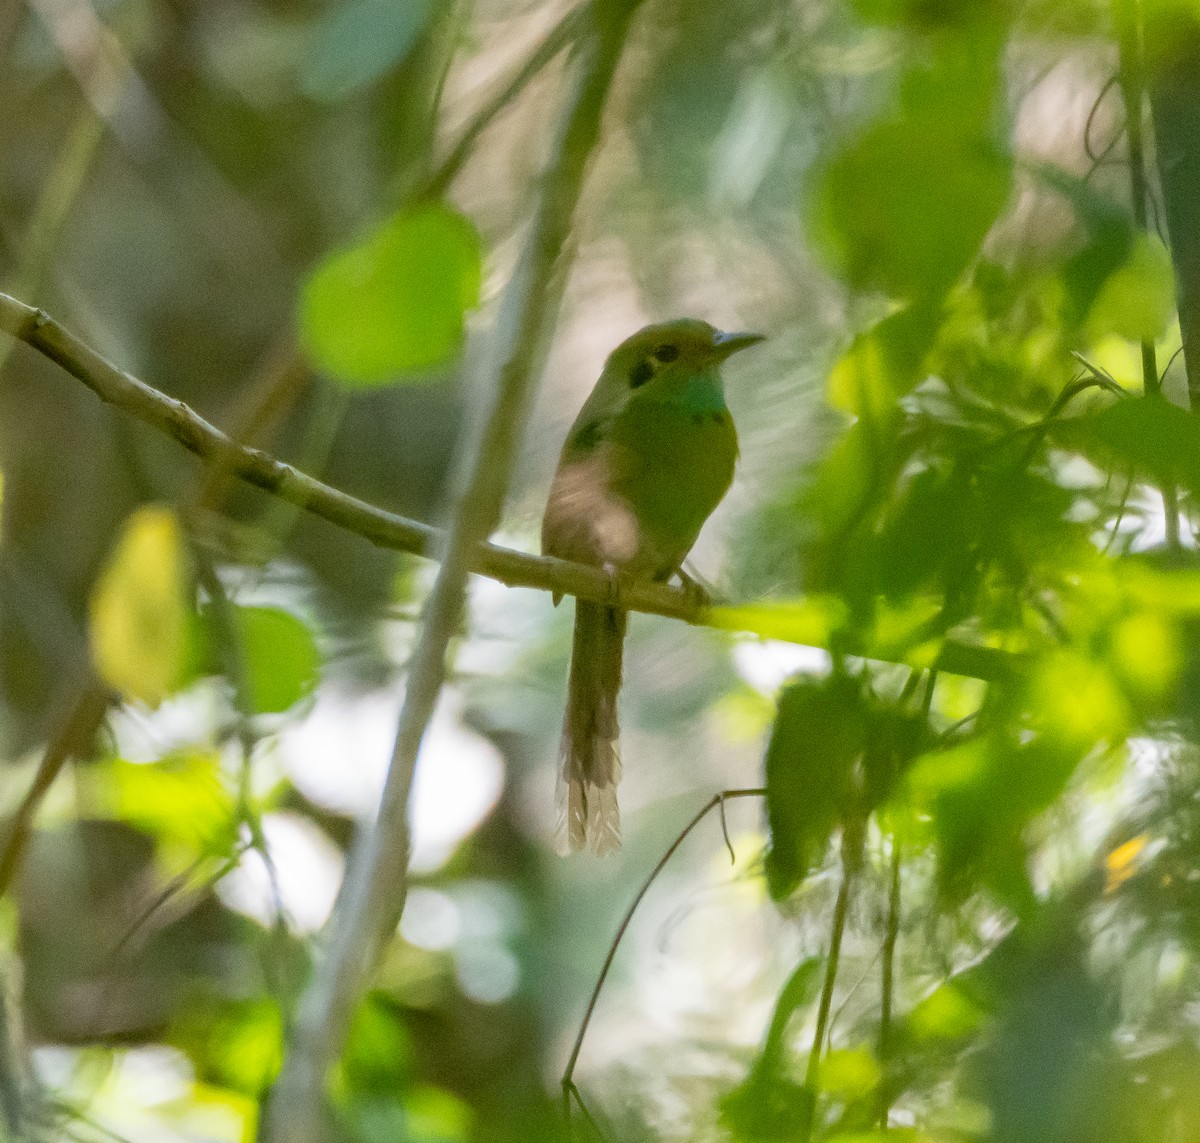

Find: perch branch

[0,291,1014,684]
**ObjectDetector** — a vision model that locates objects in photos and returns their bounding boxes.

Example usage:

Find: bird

[541,318,764,854]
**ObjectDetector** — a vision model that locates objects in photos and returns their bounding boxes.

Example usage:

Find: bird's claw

[676,568,713,612]
[601,563,624,607]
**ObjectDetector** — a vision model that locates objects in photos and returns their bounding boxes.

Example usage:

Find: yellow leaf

[708,596,848,647]
[1031,650,1129,745]
[819,1047,881,1101]
[1105,833,1149,894]
[1110,612,1181,698]
[89,506,190,705]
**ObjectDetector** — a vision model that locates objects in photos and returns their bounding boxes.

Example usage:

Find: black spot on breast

[692,413,705,426]
[711,411,727,425]
[630,359,654,387]
[571,420,604,450]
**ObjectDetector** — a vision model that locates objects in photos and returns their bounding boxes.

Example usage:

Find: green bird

[542,318,764,854]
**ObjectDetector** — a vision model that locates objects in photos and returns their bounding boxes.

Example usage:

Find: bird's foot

[676,567,714,613]
[601,562,627,608]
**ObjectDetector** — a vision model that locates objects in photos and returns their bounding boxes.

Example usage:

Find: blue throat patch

[671,369,727,415]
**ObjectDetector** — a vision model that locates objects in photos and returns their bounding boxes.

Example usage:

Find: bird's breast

[542,448,644,569]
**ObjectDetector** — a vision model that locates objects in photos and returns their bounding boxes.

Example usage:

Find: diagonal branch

[265,2,651,1139]
[0,290,1015,684]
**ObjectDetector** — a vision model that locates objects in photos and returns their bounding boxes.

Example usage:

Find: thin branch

[191,550,291,1001]
[568,1084,607,1142]
[106,847,247,965]
[1084,74,1123,168]
[877,835,902,1129]
[0,676,110,897]
[420,3,590,200]
[560,789,766,1124]
[266,5,649,1140]
[801,849,855,1143]
[1115,0,1183,548]
[0,291,1015,684]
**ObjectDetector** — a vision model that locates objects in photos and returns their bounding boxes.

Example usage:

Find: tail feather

[556,601,626,855]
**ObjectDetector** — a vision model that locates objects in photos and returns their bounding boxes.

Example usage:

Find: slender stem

[802,855,855,1143]
[877,836,902,1129]
[0,677,109,897]
[561,789,766,1123]
[420,3,590,200]
[1115,0,1183,548]
[266,6,648,1140]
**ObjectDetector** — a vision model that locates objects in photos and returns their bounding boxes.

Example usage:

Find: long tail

[557,600,626,855]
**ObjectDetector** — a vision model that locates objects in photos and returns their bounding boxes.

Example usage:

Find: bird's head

[602,319,764,392]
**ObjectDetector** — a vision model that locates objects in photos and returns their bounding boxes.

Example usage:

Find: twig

[718,795,736,865]
[420,3,590,200]
[191,551,291,996]
[0,291,1015,684]
[877,836,902,1129]
[1114,0,1183,548]
[0,676,110,897]
[568,1084,607,1142]
[1084,74,1123,169]
[801,849,855,1143]
[107,847,247,965]
[560,788,766,1125]
[1056,362,1126,408]
[266,5,649,1140]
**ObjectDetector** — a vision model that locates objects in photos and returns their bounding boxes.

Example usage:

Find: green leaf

[303,0,433,102]
[1032,161,1137,330]
[1085,234,1176,343]
[912,728,1089,909]
[101,750,238,856]
[819,1047,882,1101]
[827,301,942,416]
[906,981,984,1042]
[175,997,284,1096]
[236,605,321,715]
[810,45,1012,299]
[299,203,481,385]
[719,960,821,1141]
[341,992,413,1095]
[765,675,866,899]
[193,604,320,714]
[1057,396,1200,497]
[708,596,848,647]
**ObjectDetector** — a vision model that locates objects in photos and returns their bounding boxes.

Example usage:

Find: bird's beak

[711,330,766,361]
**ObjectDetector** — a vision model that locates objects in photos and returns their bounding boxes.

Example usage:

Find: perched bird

[542,318,763,854]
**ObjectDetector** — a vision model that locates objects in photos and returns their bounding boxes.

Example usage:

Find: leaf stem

[877,836,902,1129]
[1115,0,1183,548]
[801,854,855,1143]
[561,789,766,1128]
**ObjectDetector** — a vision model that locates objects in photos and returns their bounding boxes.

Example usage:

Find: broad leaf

[765,675,866,899]
[303,0,433,102]
[300,204,481,386]
[90,506,191,706]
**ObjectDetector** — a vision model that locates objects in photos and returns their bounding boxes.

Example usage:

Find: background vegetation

[3,0,1200,1140]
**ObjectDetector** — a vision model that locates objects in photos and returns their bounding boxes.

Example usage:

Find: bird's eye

[653,343,679,363]
[629,359,654,387]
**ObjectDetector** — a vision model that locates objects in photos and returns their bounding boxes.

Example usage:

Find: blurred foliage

[6,0,1200,1142]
